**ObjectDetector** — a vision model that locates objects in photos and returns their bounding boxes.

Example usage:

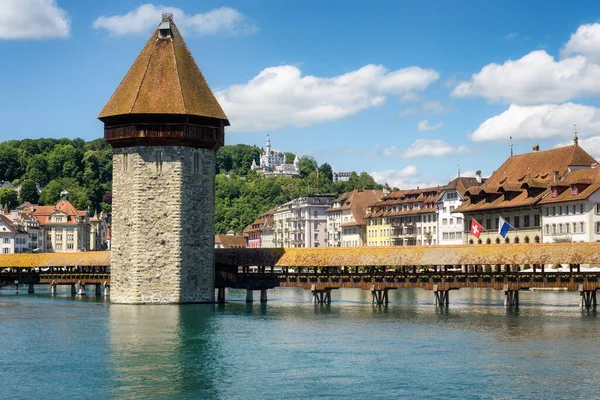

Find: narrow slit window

[194,152,200,174]
[123,154,128,172]
[156,151,163,171]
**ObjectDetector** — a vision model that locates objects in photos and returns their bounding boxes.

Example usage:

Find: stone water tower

[98,13,229,303]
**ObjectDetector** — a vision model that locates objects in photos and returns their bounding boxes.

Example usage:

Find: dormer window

[158,13,173,39]
[552,188,558,198]
[571,185,578,196]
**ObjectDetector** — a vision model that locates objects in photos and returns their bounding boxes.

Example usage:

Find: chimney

[553,170,560,182]
[533,144,540,152]
[475,170,482,183]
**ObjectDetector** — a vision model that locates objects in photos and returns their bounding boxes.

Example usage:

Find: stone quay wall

[111,146,215,304]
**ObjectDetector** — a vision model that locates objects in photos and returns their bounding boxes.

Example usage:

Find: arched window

[524,236,530,243]
[514,236,520,244]
[478,239,482,244]
[534,235,540,243]
[486,238,491,244]
[469,239,474,244]
[495,238,501,244]
[505,237,510,244]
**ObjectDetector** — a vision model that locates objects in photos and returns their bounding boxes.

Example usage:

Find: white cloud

[216,64,439,132]
[460,170,488,179]
[399,100,454,117]
[371,166,440,190]
[384,139,470,158]
[417,119,443,131]
[555,136,600,159]
[452,50,600,104]
[0,0,69,39]
[562,22,600,63]
[471,103,600,142]
[505,32,519,40]
[93,4,256,36]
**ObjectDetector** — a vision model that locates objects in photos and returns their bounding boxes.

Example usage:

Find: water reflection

[108,305,222,399]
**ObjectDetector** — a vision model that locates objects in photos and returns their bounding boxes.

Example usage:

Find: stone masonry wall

[111,146,215,304]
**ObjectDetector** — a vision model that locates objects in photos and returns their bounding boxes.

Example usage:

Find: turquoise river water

[1,286,599,399]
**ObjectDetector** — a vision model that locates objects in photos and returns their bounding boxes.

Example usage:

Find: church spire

[574,123,579,146]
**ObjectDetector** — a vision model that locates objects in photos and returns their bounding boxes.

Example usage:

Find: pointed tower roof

[98,13,229,124]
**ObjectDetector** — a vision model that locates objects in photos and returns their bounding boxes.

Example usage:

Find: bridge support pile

[311,285,333,304]
[433,285,450,307]
[371,286,394,306]
[579,285,597,309]
[503,284,519,307]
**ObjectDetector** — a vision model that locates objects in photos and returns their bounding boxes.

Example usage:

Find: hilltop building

[333,172,352,182]
[98,13,228,303]
[251,136,300,177]
[273,195,335,248]
[326,189,382,247]
[455,139,597,244]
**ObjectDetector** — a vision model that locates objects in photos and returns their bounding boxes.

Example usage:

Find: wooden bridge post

[503,284,519,307]
[260,289,268,303]
[95,284,102,296]
[27,283,34,294]
[217,287,225,304]
[246,290,253,303]
[78,283,86,296]
[433,284,449,307]
[579,285,597,309]
[370,285,389,306]
[70,283,76,295]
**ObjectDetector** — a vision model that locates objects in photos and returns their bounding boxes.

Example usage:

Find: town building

[367,186,441,246]
[90,212,110,251]
[0,214,28,254]
[243,208,275,248]
[32,199,91,252]
[539,165,600,243]
[437,176,483,245]
[215,231,247,248]
[251,136,300,177]
[455,140,597,245]
[273,195,335,248]
[326,189,382,247]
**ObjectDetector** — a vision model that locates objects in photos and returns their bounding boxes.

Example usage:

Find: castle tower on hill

[98,13,229,304]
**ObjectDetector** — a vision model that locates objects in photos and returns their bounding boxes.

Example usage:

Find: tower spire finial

[457,164,460,178]
[510,136,513,156]
[574,123,578,146]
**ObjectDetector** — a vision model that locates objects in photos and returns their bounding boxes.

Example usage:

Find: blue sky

[3,1,600,188]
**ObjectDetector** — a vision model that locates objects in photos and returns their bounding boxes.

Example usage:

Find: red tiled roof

[456,145,597,213]
[215,234,247,248]
[539,167,600,204]
[32,201,86,225]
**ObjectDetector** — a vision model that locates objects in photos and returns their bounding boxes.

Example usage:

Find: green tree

[39,178,91,210]
[25,154,49,185]
[0,144,23,182]
[18,179,39,204]
[298,156,318,177]
[0,188,18,209]
[319,163,333,182]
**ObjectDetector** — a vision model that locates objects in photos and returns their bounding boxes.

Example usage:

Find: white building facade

[274,195,335,248]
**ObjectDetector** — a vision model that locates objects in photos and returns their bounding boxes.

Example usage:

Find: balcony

[551,233,572,243]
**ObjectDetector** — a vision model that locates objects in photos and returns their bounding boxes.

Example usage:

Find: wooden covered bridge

[1,242,600,308]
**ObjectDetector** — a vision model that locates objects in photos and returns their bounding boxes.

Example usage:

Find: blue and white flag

[498,216,512,238]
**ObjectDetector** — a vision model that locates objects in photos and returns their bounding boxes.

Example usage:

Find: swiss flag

[470,219,483,238]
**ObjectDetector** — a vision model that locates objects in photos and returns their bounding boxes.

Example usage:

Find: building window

[56,217,63,223]
[559,206,563,215]
[2,248,8,254]
[314,211,318,218]
[56,243,62,250]
[580,204,584,213]
[514,216,520,228]
[534,236,540,243]
[442,218,447,226]
[573,222,577,233]
[486,218,491,230]
[524,215,530,228]
[67,234,74,241]
[534,214,540,227]
[581,222,585,233]
[596,222,600,234]
[545,207,549,216]
[56,234,63,241]
[123,154,128,172]
[504,216,510,224]
[545,225,550,235]
[572,186,578,196]
[67,243,74,250]
[2,238,8,244]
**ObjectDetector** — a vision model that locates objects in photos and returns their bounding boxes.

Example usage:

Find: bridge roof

[0,251,110,268]
[215,242,600,267]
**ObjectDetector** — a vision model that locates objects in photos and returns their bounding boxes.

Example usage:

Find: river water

[1,286,599,399]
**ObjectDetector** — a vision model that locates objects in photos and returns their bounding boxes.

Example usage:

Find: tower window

[194,152,200,174]
[156,151,163,171]
[123,154,128,172]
